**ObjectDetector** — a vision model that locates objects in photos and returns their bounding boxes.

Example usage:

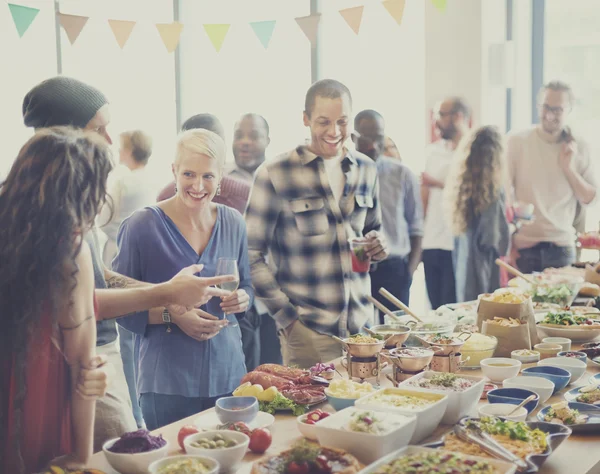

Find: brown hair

[121,130,153,165]
[0,127,113,472]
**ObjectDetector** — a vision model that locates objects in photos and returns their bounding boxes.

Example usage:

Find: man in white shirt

[420,97,470,309]
[230,113,270,183]
[508,81,597,273]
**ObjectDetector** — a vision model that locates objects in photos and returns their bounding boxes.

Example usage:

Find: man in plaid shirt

[245,79,388,368]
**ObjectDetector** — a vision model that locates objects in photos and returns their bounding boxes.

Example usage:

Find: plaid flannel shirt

[245,145,381,337]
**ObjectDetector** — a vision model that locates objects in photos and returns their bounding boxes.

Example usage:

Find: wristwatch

[162,308,172,333]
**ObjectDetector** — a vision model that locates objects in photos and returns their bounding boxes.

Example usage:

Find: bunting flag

[203,24,231,52]
[339,6,364,35]
[382,0,406,26]
[431,0,447,12]
[59,13,89,45]
[8,3,40,38]
[295,13,321,46]
[156,21,184,53]
[108,19,136,49]
[250,20,276,49]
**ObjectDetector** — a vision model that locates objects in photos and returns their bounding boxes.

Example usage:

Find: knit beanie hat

[22,76,108,129]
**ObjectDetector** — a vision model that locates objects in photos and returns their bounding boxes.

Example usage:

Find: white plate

[193,410,275,431]
[536,324,600,342]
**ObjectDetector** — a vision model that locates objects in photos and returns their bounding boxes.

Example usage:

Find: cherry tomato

[177,425,199,451]
[249,428,272,454]
[304,419,316,425]
[287,461,310,474]
[319,412,330,419]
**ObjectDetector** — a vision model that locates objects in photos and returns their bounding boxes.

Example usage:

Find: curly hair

[448,126,505,235]
[0,127,113,472]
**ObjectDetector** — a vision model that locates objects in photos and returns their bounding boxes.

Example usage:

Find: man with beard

[228,113,282,369]
[353,110,423,321]
[420,97,470,309]
[507,81,597,272]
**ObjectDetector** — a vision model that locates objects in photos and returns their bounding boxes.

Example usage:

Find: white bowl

[102,438,169,474]
[511,350,540,364]
[184,430,249,472]
[312,407,417,464]
[355,388,448,443]
[398,371,485,424]
[542,337,572,352]
[148,454,219,474]
[296,412,331,440]
[538,356,587,384]
[503,376,555,404]
[480,358,522,383]
[478,403,528,421]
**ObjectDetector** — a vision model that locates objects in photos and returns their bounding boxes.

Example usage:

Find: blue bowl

[215,396,258,424]
[523,366,571,393]
[487,387,539,414]
[558,351,587,364]
[324,391,357,411]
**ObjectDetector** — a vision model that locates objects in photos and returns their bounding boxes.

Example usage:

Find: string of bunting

[6,0,447,52]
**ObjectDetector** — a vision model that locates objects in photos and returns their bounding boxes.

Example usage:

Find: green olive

[214,434,224,441]
[216,440,226,447]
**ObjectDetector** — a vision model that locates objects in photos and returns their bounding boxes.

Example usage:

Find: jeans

[370,256,412,324]
[422,249,456,309]
[140,392,231,430]
[117,326,144,428]
[517,243,576,274]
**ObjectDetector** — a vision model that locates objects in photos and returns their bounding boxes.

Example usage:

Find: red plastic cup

[349,238,371,273]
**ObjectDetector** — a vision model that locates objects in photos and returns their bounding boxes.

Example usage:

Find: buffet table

[88,355,600,474]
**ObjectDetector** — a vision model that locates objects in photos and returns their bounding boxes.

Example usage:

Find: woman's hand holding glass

[171,307,229,342]
[220,289,250,315]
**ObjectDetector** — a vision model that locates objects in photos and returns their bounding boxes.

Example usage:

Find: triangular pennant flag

[339,6,364,35]
[203,24,231,53]
[8,3,40,38]
[250,20,276,49]
[382,0,406,26]
[59,13,89,45]
[295,14,321,46]
[156,21,184,53]
[431,0,447,12]
[108,19,136,49]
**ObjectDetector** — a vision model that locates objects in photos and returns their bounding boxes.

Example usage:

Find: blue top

[376,156,424,258]
[113,204,252,398]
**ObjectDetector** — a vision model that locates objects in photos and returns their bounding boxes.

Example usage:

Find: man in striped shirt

[245,79,388,368]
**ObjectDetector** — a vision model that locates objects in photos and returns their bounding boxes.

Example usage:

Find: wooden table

[88,355,600,474]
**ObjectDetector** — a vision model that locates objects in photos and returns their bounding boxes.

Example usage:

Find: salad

[474,417,547,449]
[260,393,307,416]
[347,410,385,434]
[532,285,575,306]
[408,373,474,392]
[541,311,599,326]
[544,401,588,425]
[108,429,166,454]
[373,451,496,474]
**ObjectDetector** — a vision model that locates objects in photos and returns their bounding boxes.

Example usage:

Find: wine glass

[215,258,240,327]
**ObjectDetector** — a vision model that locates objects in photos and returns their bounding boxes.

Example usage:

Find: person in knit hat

[23,76,112,144]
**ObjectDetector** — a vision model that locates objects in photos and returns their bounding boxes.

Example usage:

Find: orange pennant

[156,21,184,53]
[59,13,89,45]
[108,19,136,49]
[295,14,321,46]
[339,6,364,35]
[382,0,406,26]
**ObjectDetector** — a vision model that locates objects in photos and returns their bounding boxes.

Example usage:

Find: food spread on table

[107,429,166,453]
[540,311,600,327]
[326,379,375,399]
[406,373,474,392]
[482,291,529,304]
[156,458,211,474]
[543,401,588,425]
[363,389,439,411]
[532,285,576,306]
[371,451,497,474]
[442,417,547,460]
[347,334,381,344]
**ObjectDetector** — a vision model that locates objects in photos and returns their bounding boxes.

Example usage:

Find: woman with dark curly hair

[0,127,113,473]
[445,125,511,302]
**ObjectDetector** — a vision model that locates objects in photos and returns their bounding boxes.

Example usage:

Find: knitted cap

[22,76,108,129]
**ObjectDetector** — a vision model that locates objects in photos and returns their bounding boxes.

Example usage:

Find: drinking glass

[215,258,240,327]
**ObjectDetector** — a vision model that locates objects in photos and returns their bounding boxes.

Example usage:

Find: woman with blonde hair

[113,129,252,429]
[446,126,510,302]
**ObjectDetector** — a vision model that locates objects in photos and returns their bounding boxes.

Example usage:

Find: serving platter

[537,402,600,434]
[424,417,572,473]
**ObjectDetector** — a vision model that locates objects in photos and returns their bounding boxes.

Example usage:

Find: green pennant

[250,20,276,49]
[203,24,231,53]
[8,3,40,38]
[431,0,447,13]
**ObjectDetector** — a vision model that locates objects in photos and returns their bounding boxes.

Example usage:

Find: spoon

[507,394,537,416]
[495,258,536,285]
[378,288,424,323]
[366,295,403,323]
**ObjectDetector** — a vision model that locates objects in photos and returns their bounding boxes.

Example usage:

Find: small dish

[503,375,555,404]
[511,349,541,364]
[538,357,587,384]
[558,351,587,363]
[537,402,600,434]
[480,358,521,383]
[522,366,571,393]
[324,390,358,411]
[184,430,249,472]
[148,455,219,474]
[542,337,572,352]
[296,411,330,440]
[487,387,539,413]
[103,438,169,474]
[215,396,258,424]
[194,410,274,431]
[534,343,562,360]
[478,402,528,421]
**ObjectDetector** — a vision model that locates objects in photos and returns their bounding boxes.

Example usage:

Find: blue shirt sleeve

[112,214,149,336]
